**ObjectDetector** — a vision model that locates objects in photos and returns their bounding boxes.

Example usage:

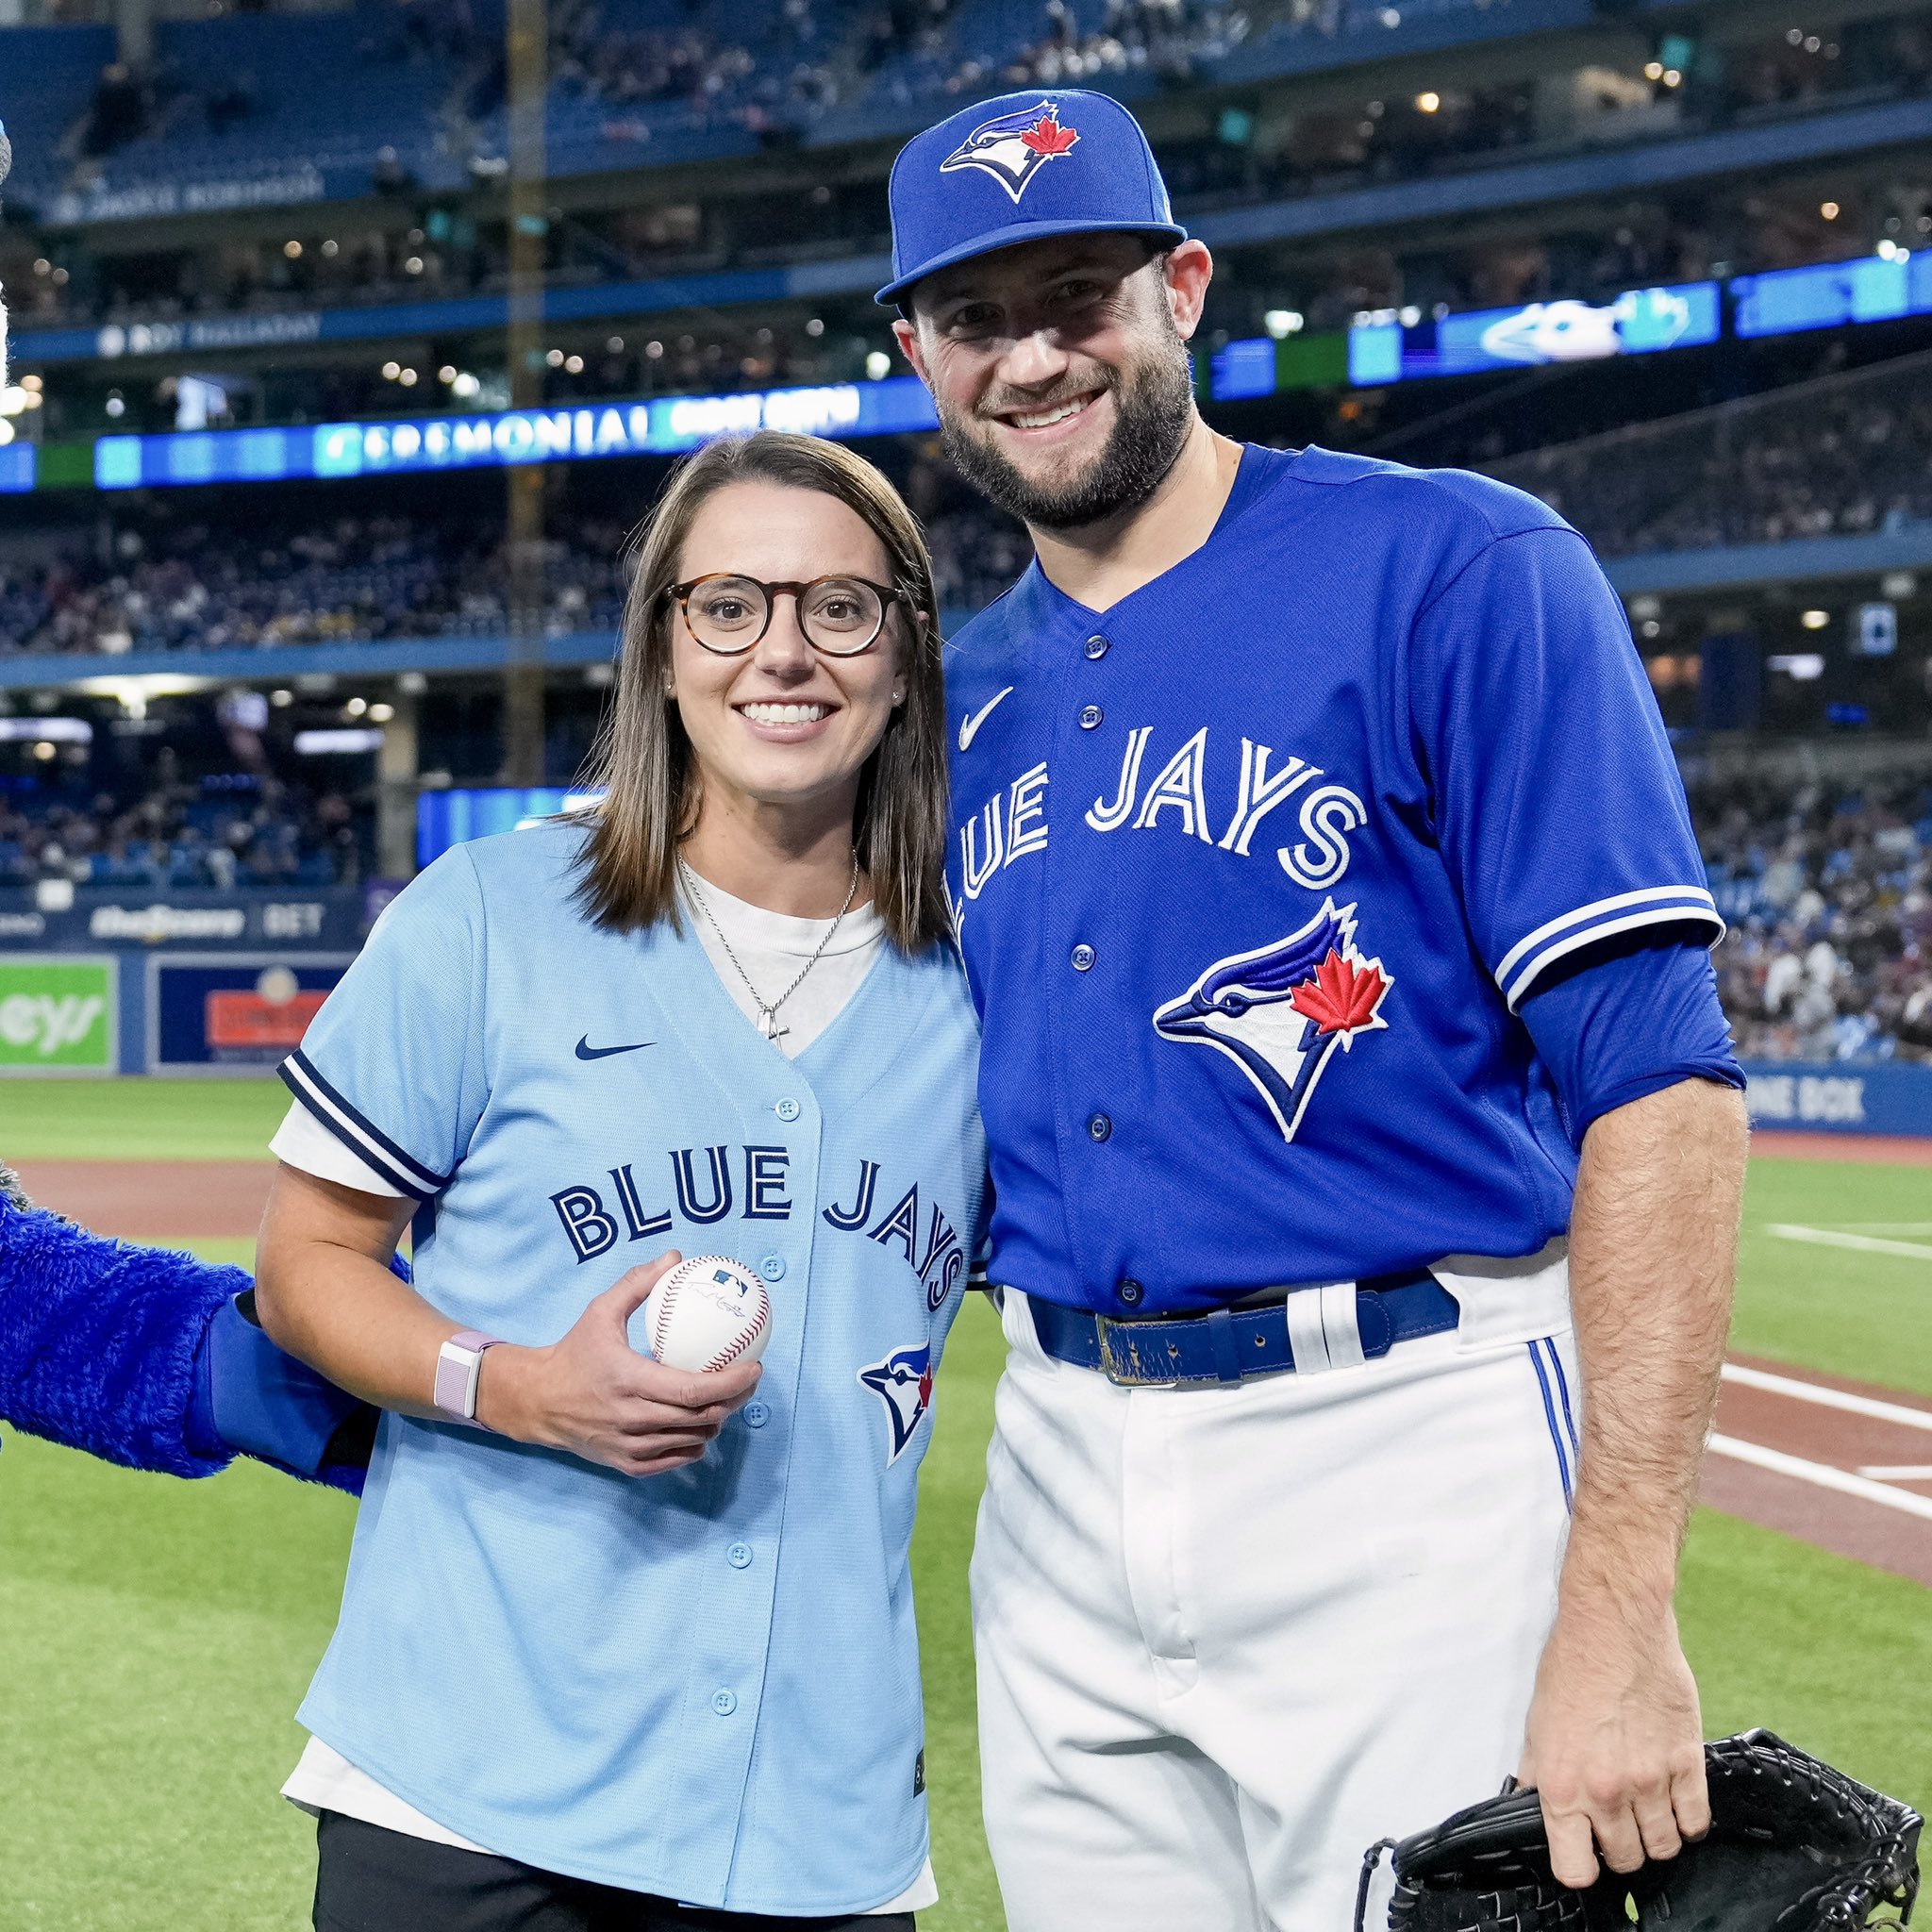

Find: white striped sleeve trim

[278,1050,452,1201]
[1496,887,1724,1012]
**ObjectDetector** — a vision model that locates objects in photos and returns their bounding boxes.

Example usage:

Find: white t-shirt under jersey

[273,875,933,1913]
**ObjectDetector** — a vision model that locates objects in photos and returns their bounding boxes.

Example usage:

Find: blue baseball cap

[876,89,1186,307]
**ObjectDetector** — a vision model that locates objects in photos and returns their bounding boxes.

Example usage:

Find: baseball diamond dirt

[14,1135,1932,1590]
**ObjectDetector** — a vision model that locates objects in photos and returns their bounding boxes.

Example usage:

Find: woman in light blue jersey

[254,431,985,1932]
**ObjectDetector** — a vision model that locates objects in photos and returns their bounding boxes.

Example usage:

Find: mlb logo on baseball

[641,1255,773,1372]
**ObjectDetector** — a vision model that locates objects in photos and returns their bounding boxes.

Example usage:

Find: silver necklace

[679,852,861,1043]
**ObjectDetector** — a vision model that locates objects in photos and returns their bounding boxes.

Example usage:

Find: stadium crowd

[1490,351,1932,556]
[1695,769,1932,1064]
[0,513,631,658]
[0,763,366,891]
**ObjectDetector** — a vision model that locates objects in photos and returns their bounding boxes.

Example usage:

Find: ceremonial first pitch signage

[0,957,118,1074]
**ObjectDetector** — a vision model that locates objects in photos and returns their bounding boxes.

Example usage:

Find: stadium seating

[1697,768,1932,1063]
[0,24,117,210]
[1488,351,1932,556]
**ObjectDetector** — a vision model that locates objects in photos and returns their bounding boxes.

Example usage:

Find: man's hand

[1520,1076,1746,1889]
[1517,1599,1709,1886]
[477,1253,761,1475]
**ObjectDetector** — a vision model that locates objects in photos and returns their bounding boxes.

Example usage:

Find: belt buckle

[1092,1314,1183,1389]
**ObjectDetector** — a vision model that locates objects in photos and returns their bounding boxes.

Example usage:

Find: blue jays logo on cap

[941,100,1081,205]
[1153,899,1393,1142]
[858,1342,934,1465]
[875,87,1187,305]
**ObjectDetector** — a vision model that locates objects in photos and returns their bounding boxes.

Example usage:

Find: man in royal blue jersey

[881,90,1748,1930]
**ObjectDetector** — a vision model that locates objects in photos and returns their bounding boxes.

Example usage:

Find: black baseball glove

[1355,1730,1921,1932]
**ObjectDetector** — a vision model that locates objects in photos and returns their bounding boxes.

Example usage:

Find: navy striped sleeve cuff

[278,1050,454,1201]
[1494,887,1725,1012]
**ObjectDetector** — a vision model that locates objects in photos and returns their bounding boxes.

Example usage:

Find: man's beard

[937,329,1196,534]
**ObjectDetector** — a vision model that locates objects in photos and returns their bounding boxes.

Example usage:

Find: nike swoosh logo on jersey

[575,1036,655,1060]
[957,686,1015,752]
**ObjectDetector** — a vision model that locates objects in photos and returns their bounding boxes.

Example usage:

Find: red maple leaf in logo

[1020,114,1079,157]
[1288,949,1391,1044]
[918,1366,934,1407]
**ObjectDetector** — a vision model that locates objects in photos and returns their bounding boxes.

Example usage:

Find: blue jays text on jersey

[549,1143,971,1312]
[277,824,988,1914]
[943,444,1723,1317]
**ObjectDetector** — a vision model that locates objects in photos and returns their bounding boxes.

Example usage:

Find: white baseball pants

[971,1289,1578,1932]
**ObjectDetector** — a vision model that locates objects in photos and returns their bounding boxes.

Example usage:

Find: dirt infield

[14,1154,1932,1591]
[1749,1131,1932,1165]
[1705,1355,1932,1588]
[13,1160,273,1240]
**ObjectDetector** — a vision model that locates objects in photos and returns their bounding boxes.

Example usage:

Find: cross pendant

[758,1008,790,1042]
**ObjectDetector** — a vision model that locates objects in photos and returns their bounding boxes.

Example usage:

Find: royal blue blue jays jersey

[943,444,1722,1316]
[279,824,986,1912]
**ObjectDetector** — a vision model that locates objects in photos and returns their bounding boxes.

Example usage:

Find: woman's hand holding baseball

[476,1253,761,1475]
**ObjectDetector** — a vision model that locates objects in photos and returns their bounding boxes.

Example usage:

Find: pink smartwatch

[434,1329,505,1428]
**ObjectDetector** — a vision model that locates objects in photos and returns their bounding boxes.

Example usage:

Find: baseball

[640,1255,772,1373]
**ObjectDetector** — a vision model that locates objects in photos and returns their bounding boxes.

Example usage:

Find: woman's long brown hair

[573,431,952,954]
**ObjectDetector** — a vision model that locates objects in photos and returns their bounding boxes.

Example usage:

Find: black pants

[313,1811,918,1932]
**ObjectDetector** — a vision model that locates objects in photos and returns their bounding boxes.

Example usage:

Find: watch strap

[434,1328,504,1427]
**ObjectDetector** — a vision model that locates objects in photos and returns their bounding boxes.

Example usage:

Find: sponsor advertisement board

[148,955,352,1074]
[0,887,370,952]
[0,956,118,1075]
[1741,1059,1932,1138]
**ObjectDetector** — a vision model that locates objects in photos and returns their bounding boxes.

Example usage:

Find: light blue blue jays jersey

[279,823,986,1912]
[944,444,1722,1317]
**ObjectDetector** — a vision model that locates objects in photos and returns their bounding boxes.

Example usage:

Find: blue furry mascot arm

[0,1159,378,1493]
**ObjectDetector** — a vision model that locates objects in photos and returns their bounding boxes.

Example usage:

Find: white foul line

[1857,1465,1932,1482]
[1764,1223,1932,1261]
[1707,1434,1932,1522]
[1720,1361,1932,1433]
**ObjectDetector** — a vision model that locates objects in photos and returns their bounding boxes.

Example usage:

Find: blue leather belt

[1024,1270,1457,1387]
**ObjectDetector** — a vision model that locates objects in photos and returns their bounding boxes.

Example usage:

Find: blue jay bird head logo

[1152,899,1392,1142]
[858,1342,935,1465]
[940,100,1081,204]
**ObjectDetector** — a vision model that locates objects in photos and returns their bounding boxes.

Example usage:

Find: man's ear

[1162,241,1215,345]
[892,316,930,387]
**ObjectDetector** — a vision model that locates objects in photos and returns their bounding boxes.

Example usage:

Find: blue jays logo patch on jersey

[858,1343,934,1466]
[940,101,1080,204]
[1152,899,1392,1142]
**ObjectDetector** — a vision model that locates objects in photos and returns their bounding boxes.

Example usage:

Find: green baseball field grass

[1,1081,1926,1931]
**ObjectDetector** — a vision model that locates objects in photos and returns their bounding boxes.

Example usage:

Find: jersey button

[1071,943,1095,972]
[711,1689,738,1716]
[758,1254,786,1282]
[1078,705,1104,730]
[1087,1111,1112,1142]
[1118,1279,1143,1307]
[726,1541,753,1570]
[743,1401,771,1428]
[1084,634,1108,659]
[774,1097,801,1123]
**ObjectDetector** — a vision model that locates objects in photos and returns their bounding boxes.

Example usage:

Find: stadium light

[1263,310,1305,338]
[1415,91,1441,112]
[1801,608,1830,629]
[1820,202,1840,220]
[1768,654,1824,679]
[294,728,385,755]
